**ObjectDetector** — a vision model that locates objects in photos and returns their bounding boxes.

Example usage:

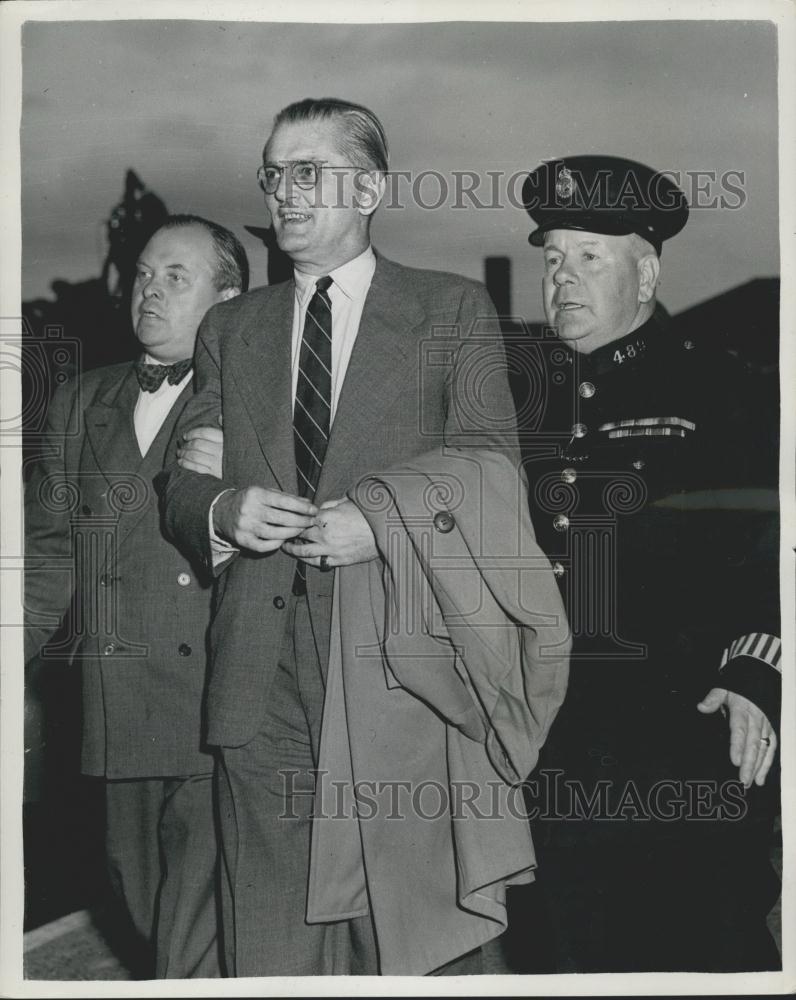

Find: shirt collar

[141,353,193,365]
[294,245,376,306]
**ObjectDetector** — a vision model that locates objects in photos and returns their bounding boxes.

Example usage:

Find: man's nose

[553,261,577,285]
[142,277,162,298]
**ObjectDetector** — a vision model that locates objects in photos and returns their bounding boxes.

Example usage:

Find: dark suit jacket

[163,254,521,748]
[25,363,215,778]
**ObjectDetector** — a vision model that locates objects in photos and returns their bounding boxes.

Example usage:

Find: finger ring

[319,555,331,572]
[760,736,771,745]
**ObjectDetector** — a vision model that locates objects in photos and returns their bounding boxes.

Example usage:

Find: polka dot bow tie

[134,358,193,392]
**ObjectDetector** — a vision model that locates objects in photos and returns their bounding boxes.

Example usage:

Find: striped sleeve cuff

[719,632,781,673]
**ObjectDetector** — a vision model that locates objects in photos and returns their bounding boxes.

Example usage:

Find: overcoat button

[103,642,115,656]
[572,423,588,438]
[433,511,455,533]
[578,381,596,399]
[632,459,646,470]
[561,467,577,484]
[273,596,286,610]
[178,643,192,656]
[552,561,566,578]
[553,514,570,532]
[177,572,191,587]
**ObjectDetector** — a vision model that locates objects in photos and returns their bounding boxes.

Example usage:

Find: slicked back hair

[269,97,389,174]
[158,214,249,293]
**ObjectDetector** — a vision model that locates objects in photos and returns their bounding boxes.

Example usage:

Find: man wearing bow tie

[24,215,248,978]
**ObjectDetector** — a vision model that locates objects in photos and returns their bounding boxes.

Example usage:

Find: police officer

[508,156,781,972]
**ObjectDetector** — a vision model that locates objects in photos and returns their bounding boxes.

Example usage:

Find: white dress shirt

[291,245,376,421]
[210,245,376,555]
[133,354,193,457]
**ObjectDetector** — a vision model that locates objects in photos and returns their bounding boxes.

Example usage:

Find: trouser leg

[105,773,220,979]
[516,811,780,974]
[154,771,221,979]
[105,777,163,973]
[216,597,378,976]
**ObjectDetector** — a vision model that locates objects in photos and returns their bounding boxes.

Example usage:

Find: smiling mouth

[556,302,584,312]
[279,211,311,223]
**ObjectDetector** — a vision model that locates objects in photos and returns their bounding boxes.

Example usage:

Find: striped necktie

[294,275,333,498]
[292,276,332,595]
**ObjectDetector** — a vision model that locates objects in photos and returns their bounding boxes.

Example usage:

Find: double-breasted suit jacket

[163,255,522,749]
[25,363,215,779]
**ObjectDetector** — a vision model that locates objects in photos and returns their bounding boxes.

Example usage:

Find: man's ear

[637,253,661,304]
[354,170,386,218]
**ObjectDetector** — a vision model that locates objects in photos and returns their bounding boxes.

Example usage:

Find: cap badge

[555,165,576,203]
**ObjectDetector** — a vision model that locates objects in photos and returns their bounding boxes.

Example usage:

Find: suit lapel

[316,258,419,500]
[226,281,297,494]
[83,366,142,483]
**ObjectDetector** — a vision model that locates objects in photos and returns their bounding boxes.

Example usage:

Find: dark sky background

[21,18,779,319]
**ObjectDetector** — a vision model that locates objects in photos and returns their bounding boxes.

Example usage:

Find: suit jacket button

[433,511,455,533]
[273,596,286,610]
[102,642,115,656]
[177,572,191,587]
[178,643,192,656]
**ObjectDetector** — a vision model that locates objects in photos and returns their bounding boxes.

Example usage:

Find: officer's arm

[698,638,780,788]
[697,495,780,787]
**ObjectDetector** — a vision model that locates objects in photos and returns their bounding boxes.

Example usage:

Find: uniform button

[273,596,286,610]
[178,643,192,656]
[177,572,191,587]
[683,339,695,350]
[99,574,112,587]
[632,459,646,470]
[552,561,565,578]
[102,642,115,656]
[81,504,92,515]
[553,514,570,532]
[572,423,588,438]
[578,381,596,399]
[433,511,455,533]
[561,467,577,484]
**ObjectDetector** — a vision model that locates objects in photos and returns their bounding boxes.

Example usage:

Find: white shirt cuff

[209,489,239,566]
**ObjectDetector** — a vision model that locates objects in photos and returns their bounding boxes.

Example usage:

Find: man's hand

[697,687,777,787]
[213,486,317,554]
[178,424,224,478]
[282,498,378,568]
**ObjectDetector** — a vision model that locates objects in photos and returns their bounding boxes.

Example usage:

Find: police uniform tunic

[510,311,781,973]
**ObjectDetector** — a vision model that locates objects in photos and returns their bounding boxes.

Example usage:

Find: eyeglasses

[256,160,363,194]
